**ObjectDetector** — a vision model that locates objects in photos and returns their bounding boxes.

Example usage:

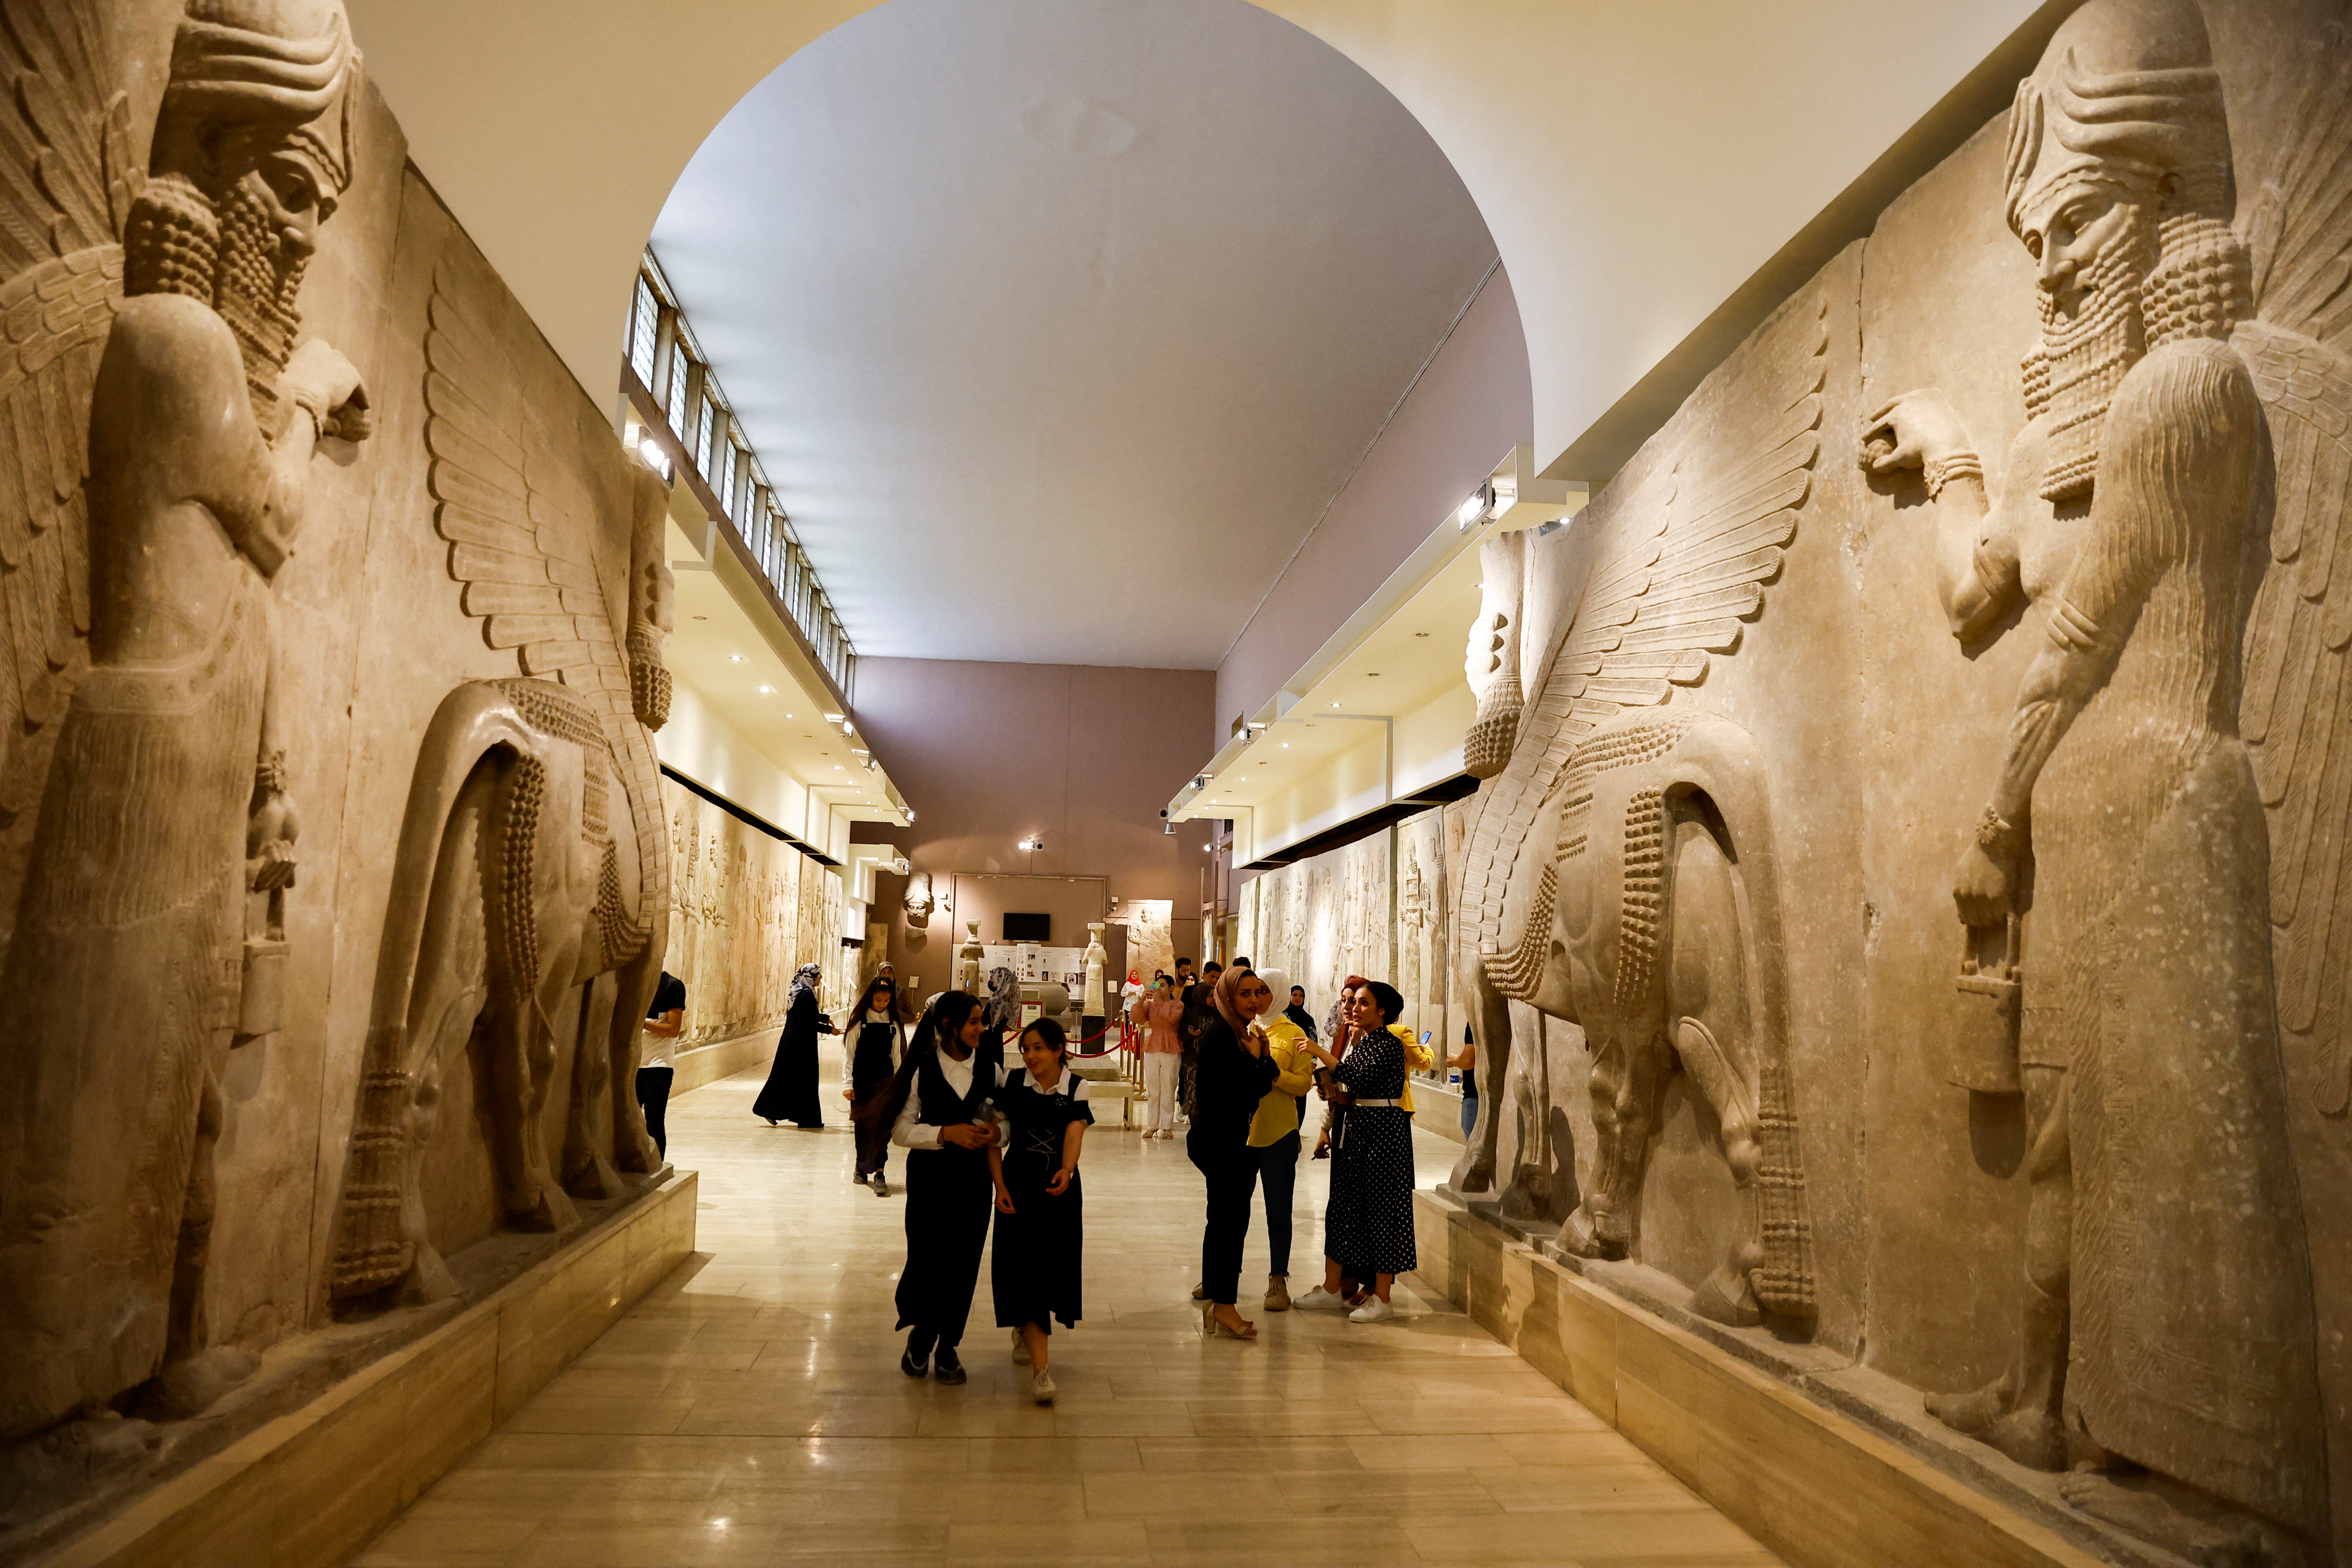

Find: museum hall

[1,2,2346,1566]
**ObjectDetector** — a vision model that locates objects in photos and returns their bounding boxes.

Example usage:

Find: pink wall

[850,658,1219,972]
[1213,266,1532,735]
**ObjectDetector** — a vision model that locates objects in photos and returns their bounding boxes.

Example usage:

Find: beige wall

[848,659,1219,983]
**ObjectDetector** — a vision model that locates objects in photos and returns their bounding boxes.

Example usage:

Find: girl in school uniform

[872,991,1001,1384]
[987,1019,1092,1404]
[839,973,906,1196]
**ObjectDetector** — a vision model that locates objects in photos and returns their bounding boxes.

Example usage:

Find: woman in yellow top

[1238,968,1316,1312]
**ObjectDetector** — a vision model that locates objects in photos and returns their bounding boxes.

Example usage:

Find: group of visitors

[1183,963,1421,1336]
[638,944,1431,1401]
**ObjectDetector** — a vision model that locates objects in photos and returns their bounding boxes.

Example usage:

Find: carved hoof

[1690,1264,1763,1328]
[1451,1152,1495,1195]
[1499,1169,1552,1222]
[562,1152,628,1202]
[511,1184,580,1233]
[130,1347,260,1423]
[397,1243,459,1306]
[1559,1204,1627,1260]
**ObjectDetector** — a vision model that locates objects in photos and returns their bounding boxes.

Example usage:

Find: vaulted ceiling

[649,0,1498,667]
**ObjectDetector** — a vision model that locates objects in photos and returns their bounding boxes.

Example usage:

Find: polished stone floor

[350,1065,1780,1567]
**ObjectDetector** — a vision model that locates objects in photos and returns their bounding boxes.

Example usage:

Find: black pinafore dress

[990,1069,1092,1333]
[893,1051,998,1344]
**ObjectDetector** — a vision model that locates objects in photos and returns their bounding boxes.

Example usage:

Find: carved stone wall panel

[1851,114,2045,1394]
[1109,897,1173,985]
[659,775,810,1048]
[1444,4,2352,1556]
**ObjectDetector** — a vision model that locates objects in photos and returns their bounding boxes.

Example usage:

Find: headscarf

[1324,974,1370,1049]
[164,0,361,193]
[2002,0,2230,239]
[1211,964,1258,1034]
[788,962,821,1002]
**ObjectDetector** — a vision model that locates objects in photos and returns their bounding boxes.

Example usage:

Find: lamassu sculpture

[0,0,369,1440]
[1450,289,1829,1332]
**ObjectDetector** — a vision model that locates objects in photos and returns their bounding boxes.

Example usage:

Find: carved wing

[1457,294,1827,973]
[2235,38,2352,1111]
[423,269,670,959]
[0,2,136,828]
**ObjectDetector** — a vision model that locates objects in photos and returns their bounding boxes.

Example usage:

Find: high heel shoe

[1202,1302,1257,1341]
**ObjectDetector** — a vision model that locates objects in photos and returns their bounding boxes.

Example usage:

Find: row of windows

[627,264,854,694]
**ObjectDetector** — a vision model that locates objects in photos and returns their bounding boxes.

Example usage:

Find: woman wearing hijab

[1282,983,1319,1042]
[1296,979,1418,1321]
[838,972,906,1194]
[872,991,1002,1382]
[1187,966,1279,1340]
[754,963,834,1128]
[1239,969,1315,1311]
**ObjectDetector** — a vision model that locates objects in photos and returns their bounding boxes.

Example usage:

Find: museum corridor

[348,1074,1779,1568]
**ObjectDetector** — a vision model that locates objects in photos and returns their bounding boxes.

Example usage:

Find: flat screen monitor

[1002,912,1050,942]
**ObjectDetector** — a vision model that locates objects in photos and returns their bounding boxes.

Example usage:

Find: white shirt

[892,1051,1004,1149]
[841,1010,904,1086]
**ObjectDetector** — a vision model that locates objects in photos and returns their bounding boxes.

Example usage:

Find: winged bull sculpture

[1448,295,1829,1331]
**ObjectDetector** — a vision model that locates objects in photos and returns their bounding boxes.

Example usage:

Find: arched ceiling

[345,0,2050,469]
[648,0,1499,667]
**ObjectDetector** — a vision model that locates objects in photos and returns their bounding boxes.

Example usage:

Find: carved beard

[2021,203,2157,505]
[123,174,308,437]
[214,179,309,438]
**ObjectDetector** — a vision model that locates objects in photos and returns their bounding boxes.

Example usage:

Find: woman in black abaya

[754,963,833,1127]
[869,991,1001,1384]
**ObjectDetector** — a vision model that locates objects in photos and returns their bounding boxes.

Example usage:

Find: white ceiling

[648,0,1498,668]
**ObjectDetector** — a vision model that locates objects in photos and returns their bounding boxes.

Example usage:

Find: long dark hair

[850,972,897,1022]
[860,989,983,1134]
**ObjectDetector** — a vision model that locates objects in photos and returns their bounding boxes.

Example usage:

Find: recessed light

[758,685,773,695]
[1281,743,1289,748]
[1413,632,1429,638]
[1367,672,1381,677]
[1329,702,1340,709]
[730,653,745,662]
[691,614,707,621]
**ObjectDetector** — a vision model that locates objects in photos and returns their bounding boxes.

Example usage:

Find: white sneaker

[1292,1287,1348,1310]
[1348,1297,1397,1323]
[1031,1369,1057,1404]
[1012,1330,1031,1365]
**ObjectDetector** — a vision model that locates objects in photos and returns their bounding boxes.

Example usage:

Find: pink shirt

[1132,996,1184,1053]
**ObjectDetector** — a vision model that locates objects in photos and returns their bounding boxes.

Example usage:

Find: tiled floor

[350,1066,1781,1567]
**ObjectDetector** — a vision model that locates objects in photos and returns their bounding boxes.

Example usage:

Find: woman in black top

[869,991,1000,1383]
[839,973,904,1193]
[754,963,833,1128]
[987,1019,1091,1404]
[1187,966,1279,1339]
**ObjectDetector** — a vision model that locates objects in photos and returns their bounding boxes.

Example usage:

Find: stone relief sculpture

[325,262,677,1306]
[0,0,369,1439]
[903,868,934,926]
[1861,1,2346,1554]
[1451,292,1828,1331]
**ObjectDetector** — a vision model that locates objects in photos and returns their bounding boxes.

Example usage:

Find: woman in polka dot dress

[1296,980,1416,1321]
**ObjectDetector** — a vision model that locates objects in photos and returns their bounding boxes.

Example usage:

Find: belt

[1333,1098,1403,1149]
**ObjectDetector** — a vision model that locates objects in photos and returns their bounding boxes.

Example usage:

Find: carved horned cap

[159,0,361,195]
[2004,0,2231,239]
